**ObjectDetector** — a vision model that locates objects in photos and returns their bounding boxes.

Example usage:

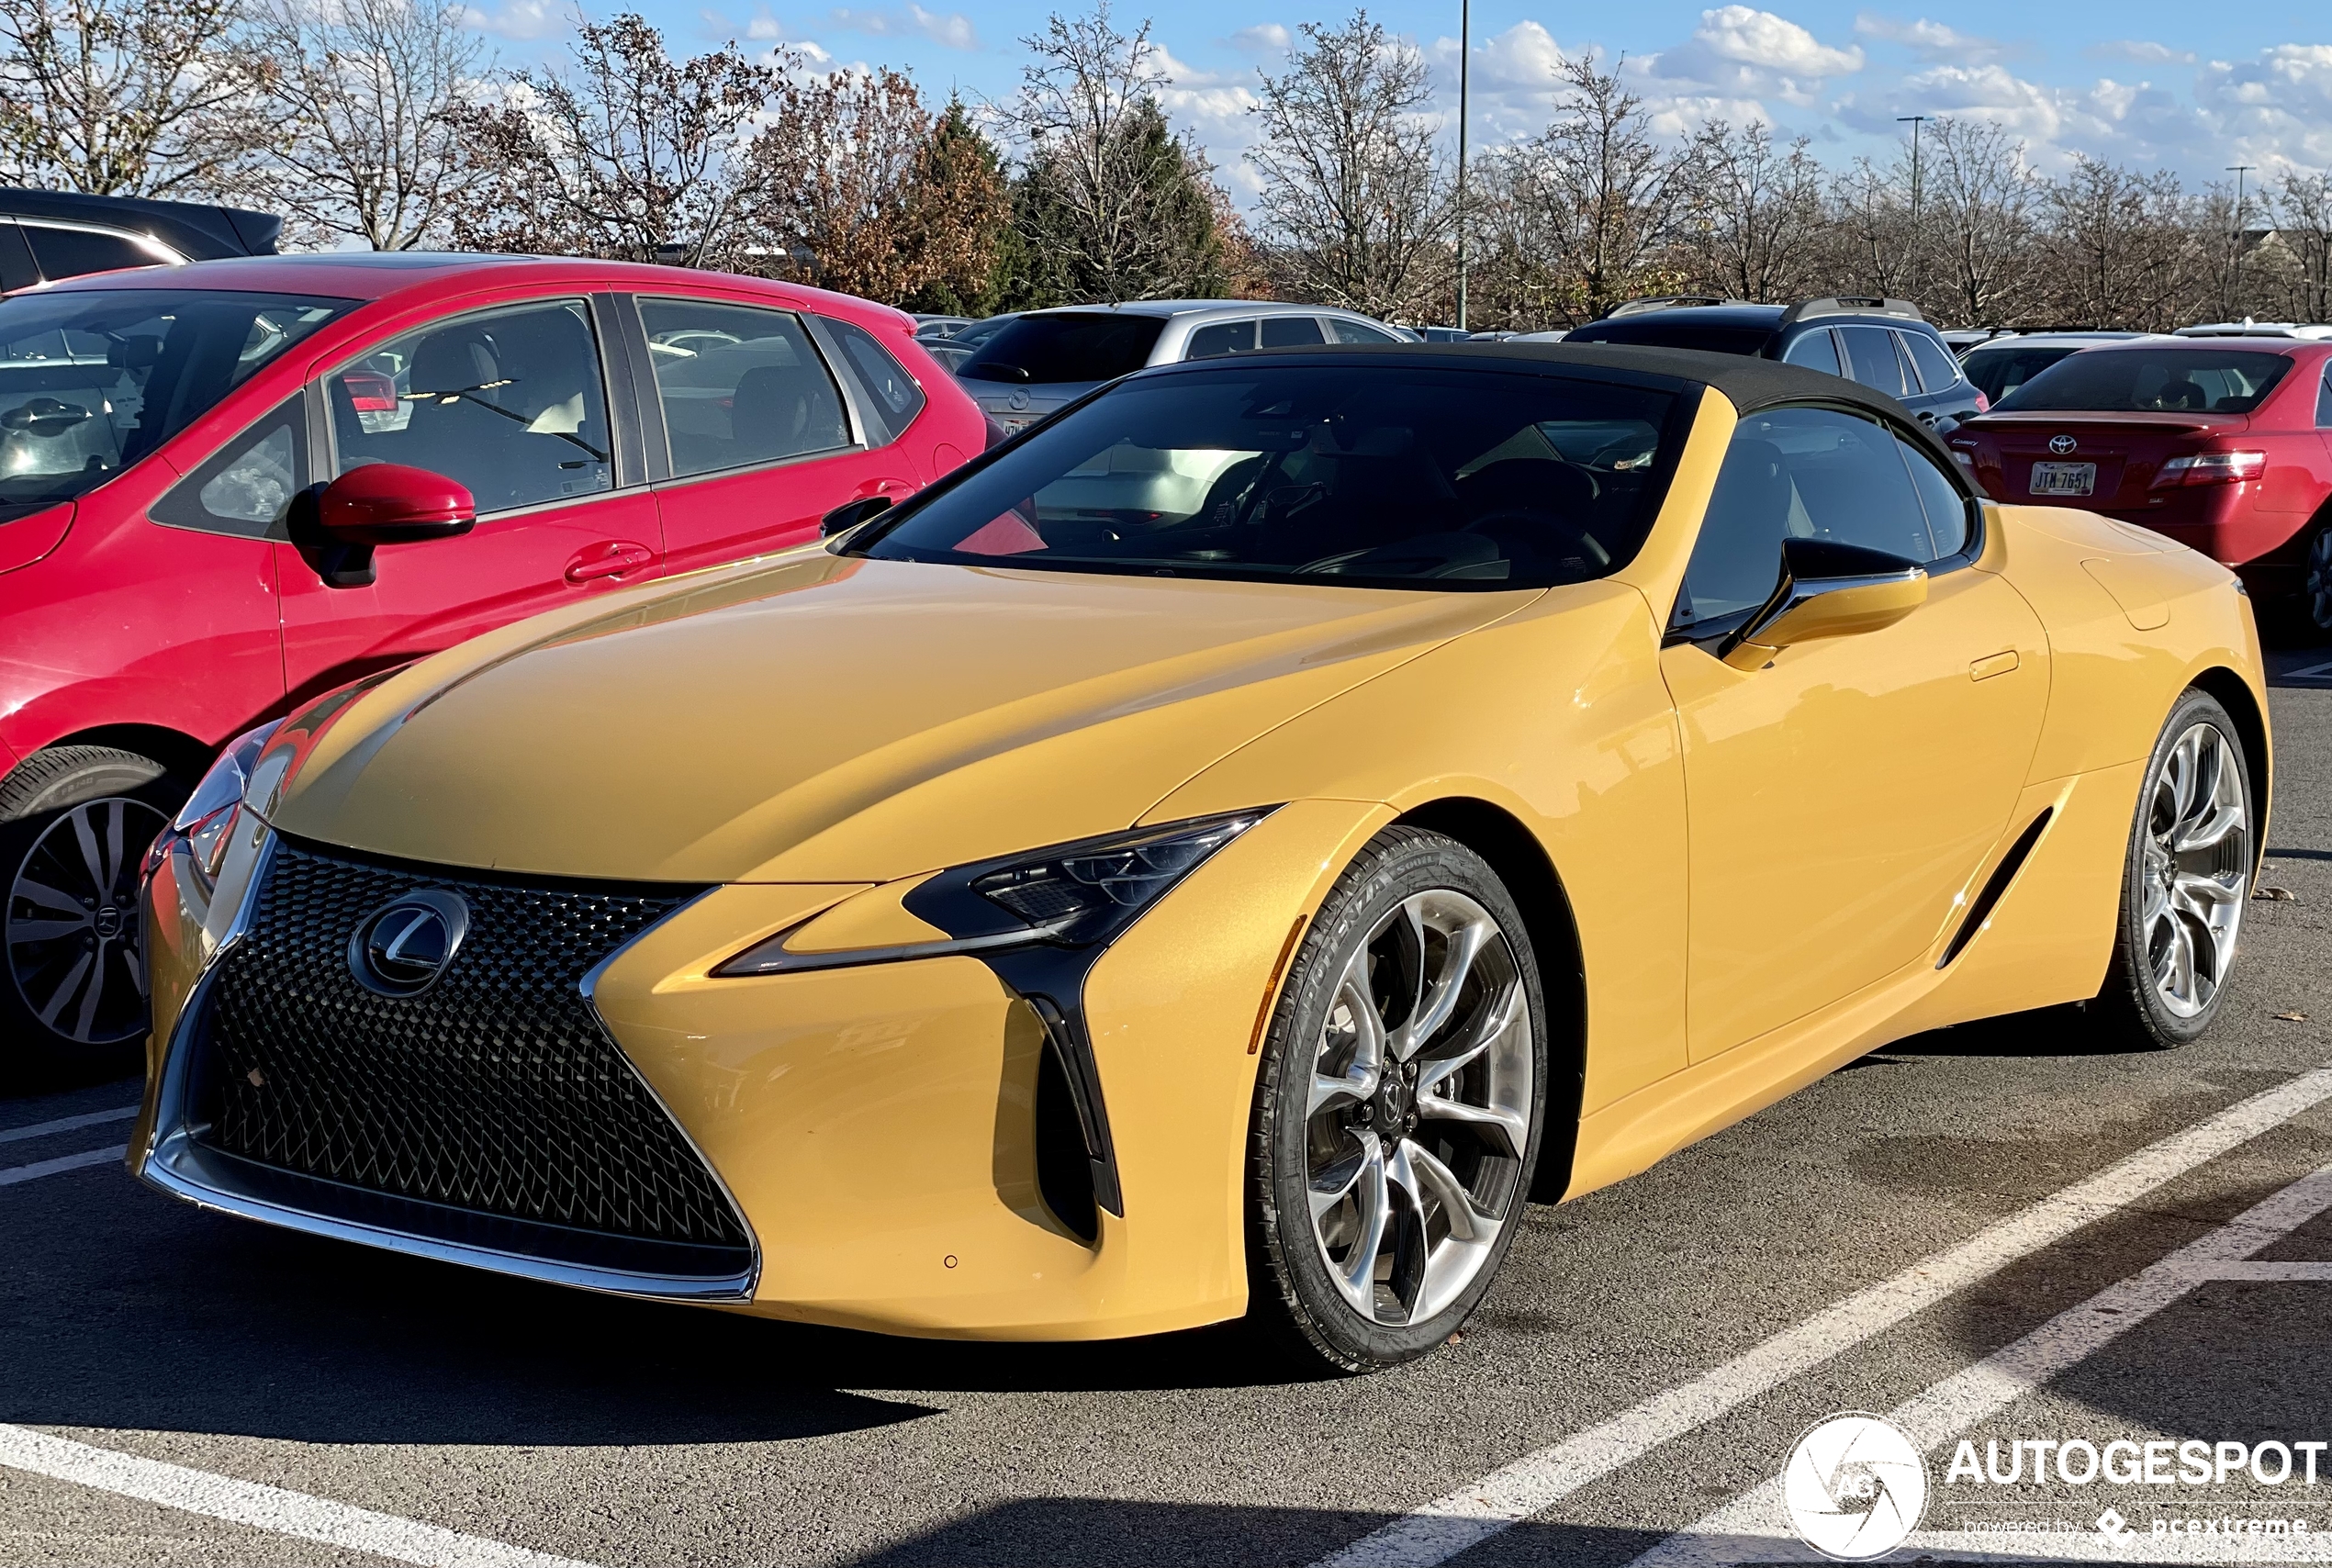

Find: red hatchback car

[0,253,982,1073]
[1950,336,2332,629]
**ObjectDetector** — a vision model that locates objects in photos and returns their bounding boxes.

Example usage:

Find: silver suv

[958,300,1407,431]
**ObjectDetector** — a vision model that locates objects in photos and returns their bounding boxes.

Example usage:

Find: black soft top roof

[1137,341,1968,489]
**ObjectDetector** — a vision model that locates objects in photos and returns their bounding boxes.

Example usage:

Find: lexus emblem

[348,890,470,997]
[2049,434,2078,455]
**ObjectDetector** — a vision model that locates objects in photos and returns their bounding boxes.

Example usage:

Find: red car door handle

[564,541,654,584]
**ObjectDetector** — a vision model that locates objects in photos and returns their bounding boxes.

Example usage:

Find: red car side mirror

[296,464,476,589]
[315,463,476,544]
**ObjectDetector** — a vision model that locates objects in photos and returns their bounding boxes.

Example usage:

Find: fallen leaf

[2254,886,2298,902]
[2274,1011,2309,1023]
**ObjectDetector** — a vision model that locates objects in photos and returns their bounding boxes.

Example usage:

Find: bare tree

[0,0,275,197]
[1913,117,2037,326]
[1819,157,1915,302]
[1246,11,1450,321]
[1680,119,1825,303]
[452,14,776,269]
[1001,3,1229,301]
[2039,157,2204,330]
[2272,171,2332,325]
[254,0,483,250]
[1479,54,1692,326]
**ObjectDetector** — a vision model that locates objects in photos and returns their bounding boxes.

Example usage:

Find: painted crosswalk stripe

[1315,1061,2332,1568]
[0,1424,601,1568]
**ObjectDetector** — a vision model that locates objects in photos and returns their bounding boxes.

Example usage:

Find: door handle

[564,541,654,584]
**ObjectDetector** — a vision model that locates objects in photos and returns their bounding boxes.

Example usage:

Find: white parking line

[0,1144,126,1187]
[1625,1165,2332,1566]
[1315,1062,2332,1568]
[0,1104,136,1146]
[0,1424,601,1568]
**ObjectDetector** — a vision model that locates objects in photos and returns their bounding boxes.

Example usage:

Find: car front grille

[188,837,750,1276]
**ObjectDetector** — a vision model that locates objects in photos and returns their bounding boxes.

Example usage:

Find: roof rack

[1778,297,1925,325]
[1605,295,1750,319]
[2173,320,2332,340]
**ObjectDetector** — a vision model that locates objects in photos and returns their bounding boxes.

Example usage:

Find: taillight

[1972,390,1990,412]
[342,370,398,414]
[2152,451,2267,488]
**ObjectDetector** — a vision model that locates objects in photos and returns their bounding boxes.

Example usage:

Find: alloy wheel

[1305,890,1533,1326]
[6,797,166,1046]
[2139,722,2248,1019]
[2308,525,2332,632]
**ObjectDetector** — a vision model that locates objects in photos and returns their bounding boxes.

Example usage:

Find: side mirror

[1719,538,1927,670]
[820,494,893,537]
[294,464,476,589]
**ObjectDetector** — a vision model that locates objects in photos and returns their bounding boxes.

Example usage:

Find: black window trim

[316,290,632,521]
[805,310,925,448]
[1664,395,1985,647]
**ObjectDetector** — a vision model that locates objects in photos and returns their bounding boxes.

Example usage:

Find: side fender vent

[1034,1041,1100,1243]
[1939,808,2054,969]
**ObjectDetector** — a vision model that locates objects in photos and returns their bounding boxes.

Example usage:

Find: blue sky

[455,1,2332,200]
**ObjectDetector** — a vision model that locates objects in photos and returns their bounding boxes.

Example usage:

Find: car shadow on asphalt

[2,1163,1351,1450]
[833,1499,1666,1568]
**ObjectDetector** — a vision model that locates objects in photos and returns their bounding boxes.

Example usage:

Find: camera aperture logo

[1784,1414,1930,1561]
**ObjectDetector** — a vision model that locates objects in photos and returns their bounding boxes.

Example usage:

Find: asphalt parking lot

[6,648,2332,1568]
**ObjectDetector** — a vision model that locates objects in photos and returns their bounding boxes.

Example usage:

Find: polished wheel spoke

[1304,885,1534,1327]
[8,797,169,1047]
[2139,721,2248,1020]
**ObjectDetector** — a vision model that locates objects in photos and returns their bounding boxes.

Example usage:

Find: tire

[0,746,188,1084]
[2092,691,2255,1049]
[2305,521,2332,638]
[1246,826,1548,1373]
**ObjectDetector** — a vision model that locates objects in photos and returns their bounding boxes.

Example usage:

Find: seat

[729,363,846,465]
[400,326,529,510]
[2154,377,2208,410]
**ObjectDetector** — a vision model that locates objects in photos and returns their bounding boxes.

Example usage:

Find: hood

[269,553,1531,884]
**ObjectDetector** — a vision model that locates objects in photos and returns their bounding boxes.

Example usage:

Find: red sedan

[0,254,982,1073]
[1949,335,2332,630]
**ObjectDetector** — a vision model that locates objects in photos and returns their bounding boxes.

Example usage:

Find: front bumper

[136,800,1383,1338]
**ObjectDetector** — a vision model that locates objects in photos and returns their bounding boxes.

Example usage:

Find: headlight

[713,810,1272,977]
[147,720,281,886]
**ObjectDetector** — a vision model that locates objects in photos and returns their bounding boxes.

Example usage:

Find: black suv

[0,188,280,290]
[1566,297,1983,430]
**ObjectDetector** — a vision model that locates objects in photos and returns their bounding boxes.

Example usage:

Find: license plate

[2030,461,2095,497]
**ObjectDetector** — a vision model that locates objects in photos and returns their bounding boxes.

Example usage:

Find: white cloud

[1853,15,2008,65]
[825,3,978,50]
[745,6,783,41]
[1640,6,1865,108]
[2091,39,2198,67]
[460,0,560,39]
[1228,23,1289,54]
[2196,44,2332,174]
[1420,21,1569,145]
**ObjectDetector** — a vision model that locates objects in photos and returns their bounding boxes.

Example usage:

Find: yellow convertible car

[135,345,2267,1371]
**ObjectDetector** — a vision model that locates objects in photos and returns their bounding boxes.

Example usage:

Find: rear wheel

[0,747,186,1083]
[2305,522,2332,635]
[1247,827,1546,1372]
[2093,691,2253,1048]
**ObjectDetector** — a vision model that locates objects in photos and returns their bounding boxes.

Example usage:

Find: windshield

[0,288,353,521]
[960,312,1166,385]
[1962,344,2085,403]
[852,364,1681,589]
[1996,348,2293,414]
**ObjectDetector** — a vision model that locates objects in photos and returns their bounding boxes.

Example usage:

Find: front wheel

[1,747,186,1082]
[1246,827,1547,1372]
[2093,691,2255,1048]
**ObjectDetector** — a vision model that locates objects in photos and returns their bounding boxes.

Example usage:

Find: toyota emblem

[2049,434,2078,455]
[348,890,470,997]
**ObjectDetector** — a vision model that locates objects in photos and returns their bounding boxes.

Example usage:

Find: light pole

[1897,115,1926,297]
[2225,163,2255,318]
[1455,0,1470,330]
